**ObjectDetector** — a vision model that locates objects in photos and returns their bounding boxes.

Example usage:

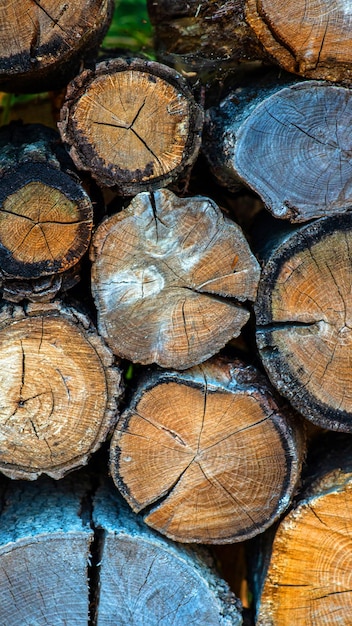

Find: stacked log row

[110,356,305,544]
[0,474,243,625]
[0,0,114,93]
[252,435,352,625]
[0,301,122,480]
[0,122,94,302]
[149,0,352,82]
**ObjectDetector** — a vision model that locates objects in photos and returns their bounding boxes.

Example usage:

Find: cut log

[0,0,114,93]
[0,122,94,302]
[0,475,93,625]
[0,300,122,480]
[58,57,204,195]
[147,0,266,82]
[255,213,352,432]
[149,0,352,83]
[92,480,243,625]
[203,80,352,222]
[245,0,352,82]
[90,188,260,370]
[109,356,305,543]
[253,434,352,625]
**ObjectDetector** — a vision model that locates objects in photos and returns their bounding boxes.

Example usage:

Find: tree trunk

[0,0,114,93]
[58,57,204,195]
[0,473,243,625]
[0,122,93,302]
[109,356,305,544]
[252,434,352,625]
[203,79,352,222]
[90,188,260,370]
[0,300,121,480]
[255,212,352,432]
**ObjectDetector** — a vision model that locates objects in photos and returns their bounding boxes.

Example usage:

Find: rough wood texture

[90,188,260,370]
[0,301,121,480]
[92,481,243,625]
[254,435,352,625]
[147,0,266,82]
[246,0,352,82]
[109,357,304,544]
[0,123,93,302]
[0,476,92,625]
[203,80,352,222]
[255,213,352,432]
[58,57,204,195]
[0,0,114,92]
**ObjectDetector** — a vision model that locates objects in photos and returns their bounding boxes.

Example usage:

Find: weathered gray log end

[92,481,243,625]
[0,476,93,625]
[204,81,352,222]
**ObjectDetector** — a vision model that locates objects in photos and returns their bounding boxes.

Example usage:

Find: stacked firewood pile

[0,1,352,624]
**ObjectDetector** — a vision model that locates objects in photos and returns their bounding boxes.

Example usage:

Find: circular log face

[59,59,203,193]
[0,164,93,279]
[257,482,352,625]
[246,0,352,80]
[235,82,352,222]
[256,214,352,431]
[90,189,260,369]
[0,304,120,479]
[110,360,302,543]
[0,0,112,79]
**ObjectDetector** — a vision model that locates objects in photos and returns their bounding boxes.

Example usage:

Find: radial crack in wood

[256,213,352,432]
[90,189,260,369]
[58,58,204,195]
[109,357,304,543]
[0,301,122,480]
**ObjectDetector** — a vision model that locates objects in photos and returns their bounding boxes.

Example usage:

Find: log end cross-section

[109,358,304,544]
[256,213,352,432]
[245,0,352,81]
[58,58,204,195]
[90,189,260,370]
[0,301,122,480]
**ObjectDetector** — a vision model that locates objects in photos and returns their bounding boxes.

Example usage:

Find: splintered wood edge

[58,58,204,194]
[0,301,122,480]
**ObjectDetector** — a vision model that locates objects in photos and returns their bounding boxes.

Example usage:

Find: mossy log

[253,435,352,625]
[0,474,243,625]
[109,357,305,544]
[90,188,260,370]
[203,80,352,222]
[0,123,93,302]
[0,0,114,93]
[58,57,204,195]
[0,301,122,480]
[255,213,352,432]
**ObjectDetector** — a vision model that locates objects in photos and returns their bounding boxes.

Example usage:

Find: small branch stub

[109,357,304,544]
[58,58,204,195]
[90,188,260,370]
[0,301,122,480]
